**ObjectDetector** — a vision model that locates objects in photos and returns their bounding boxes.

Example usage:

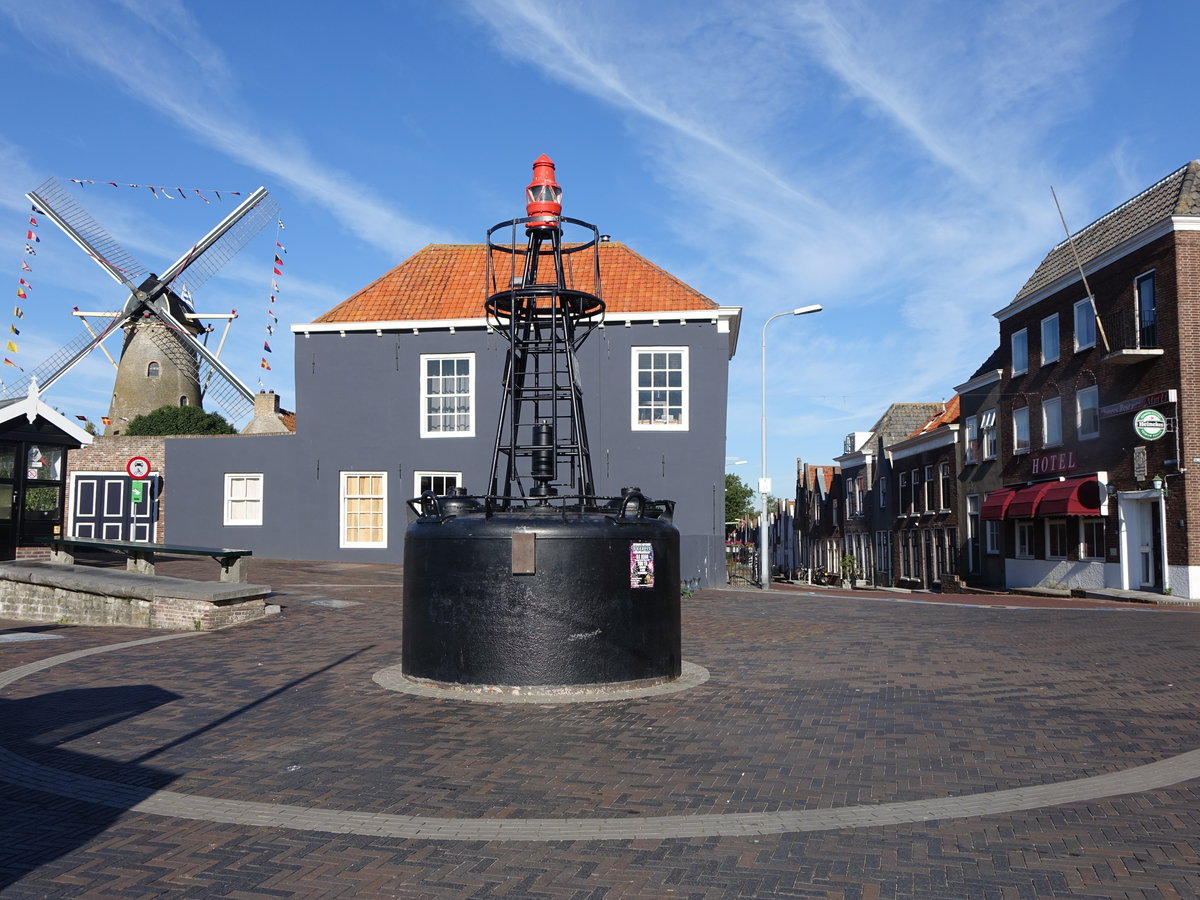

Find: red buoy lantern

[525,154,562,230]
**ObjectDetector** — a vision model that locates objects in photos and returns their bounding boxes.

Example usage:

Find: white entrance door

[1137,500,1157,589]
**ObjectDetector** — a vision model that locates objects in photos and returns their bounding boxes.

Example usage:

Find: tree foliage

[125,405,236,436]
[725,473,755,524]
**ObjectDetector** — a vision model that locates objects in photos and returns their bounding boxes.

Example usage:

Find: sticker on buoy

[630,541,655,588]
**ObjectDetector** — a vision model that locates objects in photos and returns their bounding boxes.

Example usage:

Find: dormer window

[146,361,160,377]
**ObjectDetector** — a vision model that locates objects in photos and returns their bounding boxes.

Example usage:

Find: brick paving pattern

[1,557,1198,897]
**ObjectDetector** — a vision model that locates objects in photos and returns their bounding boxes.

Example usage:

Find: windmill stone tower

[105,282,203,433]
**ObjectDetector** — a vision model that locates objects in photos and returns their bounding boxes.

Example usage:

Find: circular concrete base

[372,660,710,703]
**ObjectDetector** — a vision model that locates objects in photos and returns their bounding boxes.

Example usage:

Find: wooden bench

[37,537,254,583]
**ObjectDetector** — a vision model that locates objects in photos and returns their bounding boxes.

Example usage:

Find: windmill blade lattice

[166,191,280,300]
[0,316,122,401]
[28,178,148,290]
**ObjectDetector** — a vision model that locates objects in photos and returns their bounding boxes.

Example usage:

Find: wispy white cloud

[1,1,447,257]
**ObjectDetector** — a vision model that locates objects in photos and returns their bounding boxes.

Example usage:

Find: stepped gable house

[165,241,742,588]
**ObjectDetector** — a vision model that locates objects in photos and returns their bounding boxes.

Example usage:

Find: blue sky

[0,0,1196,496]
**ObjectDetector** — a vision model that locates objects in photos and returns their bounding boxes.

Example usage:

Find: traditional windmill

[3,178,279,432]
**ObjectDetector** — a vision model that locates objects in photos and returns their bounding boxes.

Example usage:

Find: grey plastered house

[165,242,742,588]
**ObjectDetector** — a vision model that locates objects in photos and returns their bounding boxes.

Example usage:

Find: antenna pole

[1051,185,1110,353]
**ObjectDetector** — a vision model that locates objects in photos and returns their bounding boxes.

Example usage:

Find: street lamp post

[760,305,823,590]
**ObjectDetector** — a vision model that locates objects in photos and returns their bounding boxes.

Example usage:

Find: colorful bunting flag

[273,254,284,266]
[13,307,23,319]
[28,216,37,226]
[16,287,26,299]
[3,358,22,370]
[5,341,16,353]
[20,261,31,272]
[9,325,18,335]
[101,416,112,425]
[272,266,281,276]
[277,219,285,230]
[19,278,30,289]
[75,415,88,421]
[263,341,272,352]
[260,358,271,370]
[26,231,39,242]
[24,244,36,255]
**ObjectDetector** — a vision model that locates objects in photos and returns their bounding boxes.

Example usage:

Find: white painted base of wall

[1005,558,1111,592]
[1167,566,1198,600]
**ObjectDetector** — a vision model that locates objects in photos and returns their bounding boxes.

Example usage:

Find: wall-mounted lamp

[1152,474,1168,496]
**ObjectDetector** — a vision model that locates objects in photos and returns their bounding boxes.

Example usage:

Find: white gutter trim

[887,424,960,460]
[953,368,1003,393]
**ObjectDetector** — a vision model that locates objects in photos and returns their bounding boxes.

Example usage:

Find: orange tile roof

[315,242,719,323]
[905,395,961,440]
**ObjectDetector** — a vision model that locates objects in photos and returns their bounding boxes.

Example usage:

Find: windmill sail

[0,316,123,400]
[27,178,147,292]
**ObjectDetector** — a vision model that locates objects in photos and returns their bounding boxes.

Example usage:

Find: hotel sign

[1031,450,1076,476]
[1099,389,1176,419]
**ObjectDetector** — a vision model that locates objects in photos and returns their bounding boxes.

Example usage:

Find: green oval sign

[1134,408,1167,441]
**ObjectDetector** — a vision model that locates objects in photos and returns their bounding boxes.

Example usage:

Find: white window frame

[223,473,263,526]
[631,346,689,431]
[981,408,997,459]
[414,470,461,497]
[1011,328,1028,376]
[1013,406,1030,454]
[965,415,979,463]
[340,471,387,549]
[1074,298,1096,352]
[1080,519,1105,560]
[985,519,1001,555]
[1077,385,1099,440]
[1042,396,1062,447]
[923,465,933,511]
[939,461,951,511]
[1040,313,1060,366]
[420,353,475,438]
[1045,518,1068,559]
[1014,520,1034,558]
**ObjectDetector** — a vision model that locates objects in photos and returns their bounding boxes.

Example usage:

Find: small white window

[1074,298,1096,352]
[981,409,998,459]
[964,415,979,463]
[1014,520,1034,558]
[985,519,1001,555]
[1011,328,1028,375]
[414,471,460,496]
[1013,406,1030,454]
[420,353,475,438]
[1040,314,1059,365]
[1045,519,1068,559]
[224,473,263,526]
[1077,386,1099,439]
[1080,519,1105,559]
[341,471,386,548]
[1043,396,1062,447]
[632,347,688,430]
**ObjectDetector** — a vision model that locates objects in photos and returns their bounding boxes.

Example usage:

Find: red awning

[1007,481,1054,518]
[1039,476,1103,516]
[980,487,1018,520]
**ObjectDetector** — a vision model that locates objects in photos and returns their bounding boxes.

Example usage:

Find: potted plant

[839,553,859,588]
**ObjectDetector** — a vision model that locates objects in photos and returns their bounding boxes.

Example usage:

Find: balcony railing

[1100,310,1162,364]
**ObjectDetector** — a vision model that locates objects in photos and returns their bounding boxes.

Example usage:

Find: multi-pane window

[912,469,921,513]
[632,347,688,430]
[341,472,386,548]
[923,465,933,511]
[985,519,1001,555]
[1046,519,1068,558]
[898,472,908,514]
[415,471,460,496]
[966,494,980,574]
[1011,328,1028,375]
[1014,520,1034,558]
[1077,386,1099,439]
[939,462,951,510]
[421,354,474,437]
[981,409,997,459]
[965,415,979,463]
[1043,396,1062,447]
[1041,314,1059,365]
[879,475,887,510]
[1074,298,1096,351]
[1013,406,1030,453]
[223,473,263,526]
[1080,519,1105,559]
